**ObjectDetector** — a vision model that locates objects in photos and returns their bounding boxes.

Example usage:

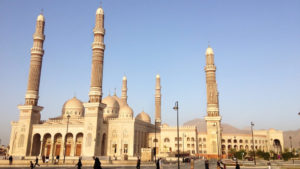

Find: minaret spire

[205,46,219,116]
[25,13,45,106]
[121,76,127,104]
[155,74,162,126]
[88,6,105,102]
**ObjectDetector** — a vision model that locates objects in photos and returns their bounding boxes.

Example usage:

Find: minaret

[204,46,222,158]
[25,14,45,106]
[82,7,106,157]
[89,7,105,103]
[9,13,45,157]
[155,74,161,126]
[121,76,128,104]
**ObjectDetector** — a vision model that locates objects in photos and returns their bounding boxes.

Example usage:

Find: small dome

[119,104,133,119]
[102,95,120,119]
[37,14,44,21]
[96,7,104,15]
[123,76,127,80]
[162,123,169,127]
[206,46,214,55]
[136,111,151,123]
[62,97,84,118]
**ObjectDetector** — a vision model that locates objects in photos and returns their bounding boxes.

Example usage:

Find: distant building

[8,6,283,160]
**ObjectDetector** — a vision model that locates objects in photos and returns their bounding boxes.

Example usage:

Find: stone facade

[8,7,284,160]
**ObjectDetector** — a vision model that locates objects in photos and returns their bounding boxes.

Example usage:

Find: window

[192,144,195,148]
[239,139,243,143]
[228,139,231,143]
[203,138,206,142]
[164,138,170,143]
[191,137,194,142]
[187,137,190,141]
[234,139,237,143]
[199,138,202,142]
[187,144,190,148]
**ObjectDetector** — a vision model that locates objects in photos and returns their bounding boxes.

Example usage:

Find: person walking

[204,159,209,169]
[8,155,13,165]
[93,157,102,169]
[76,158,82,169]
[267,161,271,169]
[156,158,160,169]
[136,156,141,169]
[235,161,240,169]
[35,156,40,167]
[30,161,35,169]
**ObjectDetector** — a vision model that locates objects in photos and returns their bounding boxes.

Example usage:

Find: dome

[119,104,134,119]
[136,111,151,123]
[37,14,44,21]
[96,7,104,14]
[206,46,214,55]
[162,123,169,127]
[62,97,84,118]
[102,95,120,118]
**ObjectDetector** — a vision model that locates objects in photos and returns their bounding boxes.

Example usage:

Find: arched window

[164,138,170,143]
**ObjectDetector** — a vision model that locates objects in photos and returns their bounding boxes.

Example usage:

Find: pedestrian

[156,158,160,169]
[267,161,271,169]
[93,156,102,169]
[42,155,45,163]
[205,159,209,169]
[56,155,59,164]
[35,156,40,167]
[8,155,13,165]
[76,158,82,169]
[159,158,163,169]
[136,156,141,169]
[235,161,240,169]
[30,161,35,169]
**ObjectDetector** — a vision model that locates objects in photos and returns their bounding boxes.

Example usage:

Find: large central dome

[62,97,84,118]
[102,95,120,119]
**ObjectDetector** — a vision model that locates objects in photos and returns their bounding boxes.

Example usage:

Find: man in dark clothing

[35,156,40,167]
[8,156,13,165]
[205,159,209,169]
[136,157,141,169]
[93,157,102,169]
[30,161,35,169]
[156,158,160,169]
[42,155,45,163]
[76,158,82,169]
[235,161,240,169]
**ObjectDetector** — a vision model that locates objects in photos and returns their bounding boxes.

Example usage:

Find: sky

[0,0,300,145]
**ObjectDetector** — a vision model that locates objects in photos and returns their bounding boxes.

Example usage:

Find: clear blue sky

[0,0,300,145]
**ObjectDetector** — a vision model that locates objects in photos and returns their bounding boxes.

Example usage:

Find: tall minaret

[89,7,105,103]
[82,7,106,157]
[155,74,161,126]
[25,14,45,106]
[204,46,222,158]
[9,13,45,157]
[121,76,128,104]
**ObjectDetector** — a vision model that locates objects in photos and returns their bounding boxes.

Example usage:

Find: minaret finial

[100,0,103,7]
[208,41,210,47]
[114,88,117,96]
[41,8,44,15]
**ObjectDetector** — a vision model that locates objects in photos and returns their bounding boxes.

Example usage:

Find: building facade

[8,7,284,160]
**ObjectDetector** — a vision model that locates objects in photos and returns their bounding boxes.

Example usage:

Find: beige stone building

[8,6,284,161]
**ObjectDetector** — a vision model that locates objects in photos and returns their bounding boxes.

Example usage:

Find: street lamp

[154,119,157,162]
[251,122,256,165]
[63,114,71,164]
[173,101,180,169]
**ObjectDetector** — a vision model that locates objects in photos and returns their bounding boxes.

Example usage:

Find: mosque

[8,6,284,161]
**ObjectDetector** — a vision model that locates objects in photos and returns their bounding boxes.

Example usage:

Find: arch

[191,137,195,142]
[245,145,249,151]
[240,145,243,150]
[273,139,282,154]
[31,133,41,156]
[227,139,231,143]
[75,133,83,156]
[54,133,62,156]
[239,139,243,143]
[164,138,170,143]
[65,133,73,156]
[101,133,106,156]
[42,133,51,157]
[187,137,190,141]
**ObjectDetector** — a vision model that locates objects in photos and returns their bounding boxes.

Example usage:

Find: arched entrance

[31,134,41,156]
[273,139,282,154]
[75,133,83,156]
[101,133,106,156]
[42,133,51,157]
[54,133,62,157]
[65,133,73,156]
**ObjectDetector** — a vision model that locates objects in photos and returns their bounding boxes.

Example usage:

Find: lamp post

[154,120,157,162]
[173,101,180,169]
[251,122,256,165]
[182,133,186,162]
[63,114,71,164]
